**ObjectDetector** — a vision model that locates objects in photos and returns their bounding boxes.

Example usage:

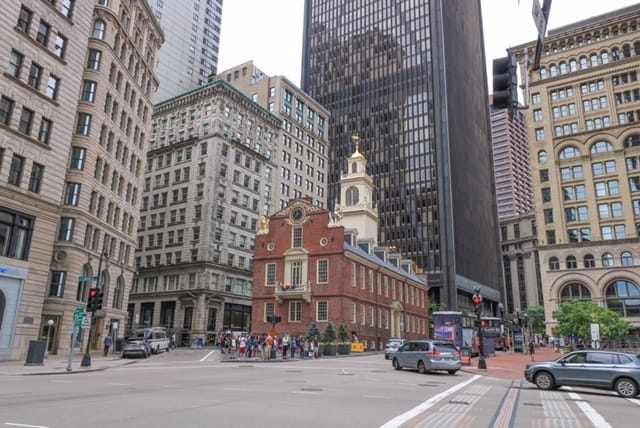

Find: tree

[553,300,631,344]
[337,321,350,343]
[306,321,321,342]
[322,320,337,344]
[524,305,546,335]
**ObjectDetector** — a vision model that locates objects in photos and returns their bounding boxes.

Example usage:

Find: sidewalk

[0,352,135,376]
[461,345,561,380]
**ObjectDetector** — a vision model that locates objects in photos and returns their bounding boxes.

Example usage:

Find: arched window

[76,264,92,302]
[351,162,357,174]
[566,256,577,269]
[590,53,599,67]
[345,186,359,206]
[612,47,621,61]
[601,51,609,64]
[92,19,106,40]
[559,146,581,159]
[559,282,592,303]
[540,67,548,79]
[602,252,614,266]
[550,64,558,77]
[605,280,640,316]
[538,150,548,163]
[625,134,640,148]
[580,56,588,69]
[99,270,110,305]
[623,44,631,58]
[559,62,568,74]
[590,141,613,154]
[584,254,595,268]
[621,251,634,266]
[569,59,578,72]
[635,41,640,56]
[549,257,560,270]
[113,276,123,309]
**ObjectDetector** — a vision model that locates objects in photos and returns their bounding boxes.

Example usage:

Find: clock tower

[339,135,379,245]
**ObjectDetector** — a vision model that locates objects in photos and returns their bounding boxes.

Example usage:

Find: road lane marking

[568,391,611,428]
[4,423,49,428]
[628,398,640,406]
[490,379,521,428]
[379,375,481,428]
[200,350,215,362]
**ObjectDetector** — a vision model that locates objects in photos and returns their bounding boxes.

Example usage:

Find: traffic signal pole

[472,286,487,370]
[81,250,107,367]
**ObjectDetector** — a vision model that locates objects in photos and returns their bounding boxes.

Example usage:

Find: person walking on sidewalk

[103,335,112,357]
[528,339,536,361]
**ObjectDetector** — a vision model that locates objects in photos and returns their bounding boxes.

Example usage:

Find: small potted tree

[322,320,338,356]
[337,321,351,355]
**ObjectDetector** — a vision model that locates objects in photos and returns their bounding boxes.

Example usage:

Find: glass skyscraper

[301,0,502,309]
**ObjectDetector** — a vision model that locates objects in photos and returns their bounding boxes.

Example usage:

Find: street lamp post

[524,313,529,345]
[498,302,505,351]
[45,319,54,358]
[81,249,108,367]
[472,286,487,369]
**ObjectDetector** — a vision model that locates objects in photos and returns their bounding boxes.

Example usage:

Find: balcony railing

[274,282,312,303]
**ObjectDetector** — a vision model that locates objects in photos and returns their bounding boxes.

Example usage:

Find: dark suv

[392,340,461,375]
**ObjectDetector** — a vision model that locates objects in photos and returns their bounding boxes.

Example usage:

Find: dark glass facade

[301,0,501,309]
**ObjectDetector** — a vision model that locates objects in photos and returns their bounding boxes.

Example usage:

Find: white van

[135,327,170,354]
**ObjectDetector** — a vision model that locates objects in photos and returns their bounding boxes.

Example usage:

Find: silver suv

[392,340,461,375]
[384,338,406,360]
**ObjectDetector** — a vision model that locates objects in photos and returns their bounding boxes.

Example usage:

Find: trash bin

[460,346,472,366]
[25,340,46,365]
[115,337,125,352]
[197,338,204,349]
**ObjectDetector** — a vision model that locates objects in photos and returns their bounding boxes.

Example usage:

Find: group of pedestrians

[218,332,320,360]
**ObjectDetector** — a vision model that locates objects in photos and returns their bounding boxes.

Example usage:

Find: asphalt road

[1,349,639,428]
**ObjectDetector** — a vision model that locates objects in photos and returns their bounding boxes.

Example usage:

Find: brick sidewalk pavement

[461,345,561,380]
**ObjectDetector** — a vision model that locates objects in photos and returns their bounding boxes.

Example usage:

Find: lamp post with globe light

[45,319,54,358]
[472,286,486,369]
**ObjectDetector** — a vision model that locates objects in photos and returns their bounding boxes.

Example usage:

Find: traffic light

[492,51,518,118]
[87,288,98,311]
[480,320,487,328]
[95,290,104,311]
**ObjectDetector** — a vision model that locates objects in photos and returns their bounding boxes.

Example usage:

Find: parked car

[524,350,640,398]
[392,340,461,375]
[122,339,151,358]
[384,338,406,360]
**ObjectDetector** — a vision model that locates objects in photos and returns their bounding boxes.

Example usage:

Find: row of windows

[538,136,640,163]
[558,280,640,317]
[1,94,55,146]
[49,268,124,311]
[0,149,45,194]
[549,251,635,270]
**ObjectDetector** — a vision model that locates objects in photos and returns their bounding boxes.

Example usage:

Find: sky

[217,0,639,90]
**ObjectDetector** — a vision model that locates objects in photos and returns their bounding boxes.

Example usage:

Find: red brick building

[251,143,429,349]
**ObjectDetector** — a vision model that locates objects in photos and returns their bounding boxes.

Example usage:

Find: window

[317,259,328,283]
[621,251,634,266]
[92,19,106,39]
[28,64,42,89]
[46,75,60,99]
[9,50,24,78]
[54,34,67,58]
[61,0,75,18]
[560,283,591,302]
[58,217,75,241]
[316,301,328,321]
[48,271,66,297]
[36,20,51,46]
[17,6,32,33]
[0,208,34,260]
[602,252,614,266]
[0,96,15,125]
[18,108,34,135]
[292,227,302,248]
[87,49,102,70]
[289,302,302,322]
[265,263,276,286]
[76,113,91,135]
[64,182,81,205]
[38,118,53,144]
[81,81,97,102]
[559,146,580,159]
[28,163,44,193]
[8,155,25,186]
[584,254,595,268]
[566,256,577,269]
[70,147,86,170]
[605,280,640,317]
[549,257,560,270]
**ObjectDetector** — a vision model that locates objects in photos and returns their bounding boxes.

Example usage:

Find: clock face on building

[290,207,305,223]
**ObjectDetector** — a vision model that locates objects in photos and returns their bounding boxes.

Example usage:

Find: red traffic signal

[472,294,482,305]
[87,288,98,311]
[480,320,487,328]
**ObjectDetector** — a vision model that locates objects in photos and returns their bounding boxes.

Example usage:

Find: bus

[432,311,479,355]
[480,316,503,353]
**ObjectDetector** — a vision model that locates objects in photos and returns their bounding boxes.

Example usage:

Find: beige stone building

[0,0,163,361]
[512,4,640,336]
[215,61,330,210]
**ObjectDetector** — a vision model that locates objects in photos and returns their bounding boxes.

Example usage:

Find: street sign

[532,0,547,41]
[73,307,85,327]
[81,315,92,329]
[591,323,600,341]
[79,275,98,282]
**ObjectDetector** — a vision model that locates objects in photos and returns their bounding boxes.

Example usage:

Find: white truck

[135,327,170,354]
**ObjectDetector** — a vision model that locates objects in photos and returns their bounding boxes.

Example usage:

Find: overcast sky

[217,0,638,89]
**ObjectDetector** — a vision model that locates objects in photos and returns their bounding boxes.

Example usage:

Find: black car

[524,350,640,397]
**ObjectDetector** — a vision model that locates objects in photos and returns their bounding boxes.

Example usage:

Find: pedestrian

[528,339,535,361]
[170,333,176,350]
[103,335,112,357]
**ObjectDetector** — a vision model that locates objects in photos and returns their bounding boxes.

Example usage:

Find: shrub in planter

[337,321,351,355]
[322,321,338,356]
